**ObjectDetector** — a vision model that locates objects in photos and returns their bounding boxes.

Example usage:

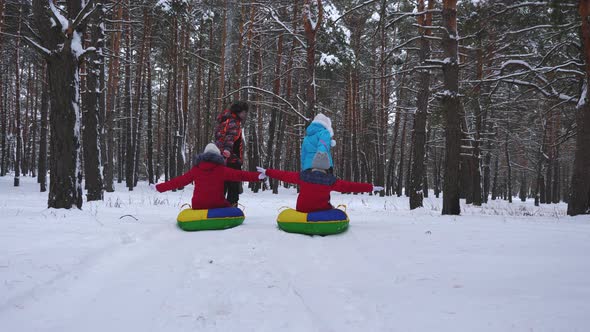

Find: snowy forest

[3,1,590,331]
[0,0,589,216]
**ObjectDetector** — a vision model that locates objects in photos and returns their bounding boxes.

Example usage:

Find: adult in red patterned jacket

[155,143,264,209]
[257,152,384,213]
[214,101,249,206]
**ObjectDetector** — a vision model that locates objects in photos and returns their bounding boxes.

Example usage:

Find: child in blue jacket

[301,113,336,172]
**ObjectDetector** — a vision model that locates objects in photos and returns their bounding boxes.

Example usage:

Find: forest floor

[1,176,589,332]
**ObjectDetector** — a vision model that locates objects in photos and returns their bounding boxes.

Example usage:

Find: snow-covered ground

[1,176,589,332]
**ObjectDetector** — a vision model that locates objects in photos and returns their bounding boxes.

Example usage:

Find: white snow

[71,31,84,59]
[202,9,214,21]
[501,59,533,70]
[370,12,381,22]
[23,37,51,56]
[324,2,341,22]
[49,1,69,33]
[157,0,171,12]
[319,52,341,67]
[577,80,588,110]
[323,1,351,45]
[304,1,320,31]
[1,176,589,331]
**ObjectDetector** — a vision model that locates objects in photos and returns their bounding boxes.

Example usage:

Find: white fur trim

[312,113,334,137]
[204,143,221,155]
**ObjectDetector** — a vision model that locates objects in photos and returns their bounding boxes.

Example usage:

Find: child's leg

[226,181,239,205]
[225,161,241,205]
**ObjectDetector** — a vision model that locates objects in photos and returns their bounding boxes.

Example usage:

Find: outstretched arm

[223,167,261,182]
[156,168,195,192]
[333,180,373,193]
[266,169,302,186]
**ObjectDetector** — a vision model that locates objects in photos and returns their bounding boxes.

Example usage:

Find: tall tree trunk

[82,1,105,201]
[205,22,214,147]
[31,69,38,178]
[0,73,6,177]
[155,70,163,182]
[0,0,5,177]
[375,0,389,196]
[170,17,179,189]
[519,171,527,202]
[396,111,408,197]
[164,71,173,182]
[568,2,590,215]
[130,8,150,187]
[505,131,513,203]
[491,155,499,200]
[147,50,154,184]
[14,8,23,187]
[441,0,461,215]
[545,110,554,204]
[534,151,543,206]
[33,0,87,208]
[23,66,32,176]
[302,0,323,117]
[483,152,491,203]
[194,32,203,151]
[38,65,48,192]
[552,149,560,203]
[471,58,483,206]
[103,3,123,192]
[409,0,433,209]
[434,146,442,198]
[266,31,283,192]
[124,2,134,191]
[386,71,406,195]
[178,21,189,175]
[218,0,228,113]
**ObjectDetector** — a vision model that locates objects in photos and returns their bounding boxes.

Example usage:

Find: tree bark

[505,131,513,203]
[82,1,104,201]
[568,1,590,215]
[409,0,433,209]
[147,48,155,184]
[552,149,560,203]
[302,0,323,117]
[33,0,87,208]
[31,68,38,178]
[124,1,134,191]
[0,71,6,177]
[471,54,483,206]
[14,8,23,187]
[491,155,498,200]
[218,0,228,113]
[441,0,461,215]
[38,64,48,192]
[103,3,123,192]
[386,72,405,195]
[266,31,283,192]
[395,109,408,197]
[0,0,4,177]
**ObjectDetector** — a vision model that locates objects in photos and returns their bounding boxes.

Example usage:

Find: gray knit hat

[204,143,221,155]
[311,152,331,170]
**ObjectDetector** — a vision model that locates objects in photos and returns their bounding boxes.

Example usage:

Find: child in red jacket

[257,152,383,213]
[156,143,264,209]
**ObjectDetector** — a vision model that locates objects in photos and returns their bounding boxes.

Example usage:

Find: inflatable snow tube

[276,208,349,235]
[176,207,245,231]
